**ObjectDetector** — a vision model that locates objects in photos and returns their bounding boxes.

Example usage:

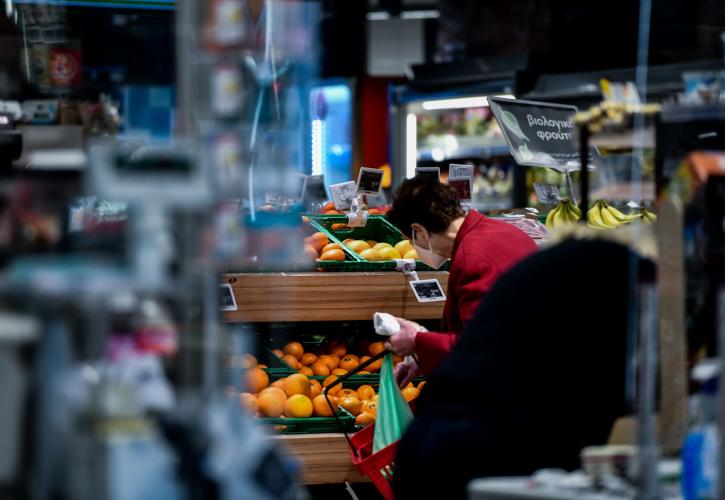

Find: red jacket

[415,210,537,373]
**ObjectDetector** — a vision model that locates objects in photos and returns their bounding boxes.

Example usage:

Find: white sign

[449,164,474,180]
[329,181,358,210]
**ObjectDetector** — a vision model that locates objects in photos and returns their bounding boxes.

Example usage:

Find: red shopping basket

[323,349,400,500]
[349,423,398,500]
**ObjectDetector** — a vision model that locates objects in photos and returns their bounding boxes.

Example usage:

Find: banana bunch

[545,198,581,229]
[639,208,657,224]
[587,200,644,229]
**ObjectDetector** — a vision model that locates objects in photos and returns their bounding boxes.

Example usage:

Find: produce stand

[223,270,448,485]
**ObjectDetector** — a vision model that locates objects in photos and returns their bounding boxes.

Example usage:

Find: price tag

[533,183,562,205]
[357,167,384,195]
[448,176,472,202]
[220,284,237,311]
[329,181,358,210]
[346,211,368,228]
[449,164,473,180]
[409,279,447,303]
[415,166,441,181]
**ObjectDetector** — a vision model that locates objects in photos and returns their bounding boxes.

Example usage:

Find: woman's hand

[383,317,419,356]
[395,358,419,387]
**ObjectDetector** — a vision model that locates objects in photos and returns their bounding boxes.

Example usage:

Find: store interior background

[0,0,725,499]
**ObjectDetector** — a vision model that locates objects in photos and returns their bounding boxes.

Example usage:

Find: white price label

[329,181,358,210]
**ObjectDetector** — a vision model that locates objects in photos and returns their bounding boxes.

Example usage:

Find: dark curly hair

[386,176,465,237]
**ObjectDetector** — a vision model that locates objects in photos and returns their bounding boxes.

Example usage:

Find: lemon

[378,247,402,260]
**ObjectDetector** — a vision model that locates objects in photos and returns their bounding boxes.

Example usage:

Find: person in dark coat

[393,237,655,499]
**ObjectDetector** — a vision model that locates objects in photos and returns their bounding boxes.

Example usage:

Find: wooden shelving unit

[222,270,449,485]
[222,271,448,323]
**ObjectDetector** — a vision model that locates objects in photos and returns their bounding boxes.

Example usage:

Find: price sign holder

[533,183,562,205]
[448,176,472,203]
[357,167,384,195]
[409,279,447,303]
[415,166,441,181]
[329,181,358,210]
[220,284,237,311]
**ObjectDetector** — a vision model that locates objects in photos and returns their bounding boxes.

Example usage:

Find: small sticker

[409,279,446,303]
[220,284,237,311]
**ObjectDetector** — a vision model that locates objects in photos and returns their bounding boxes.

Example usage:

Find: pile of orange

[273,340,402,375]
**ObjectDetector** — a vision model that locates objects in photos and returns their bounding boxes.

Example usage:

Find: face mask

[411,228,447,270]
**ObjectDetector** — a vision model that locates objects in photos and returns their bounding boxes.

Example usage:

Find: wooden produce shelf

[274,433,370,485]
[222,271,448,323]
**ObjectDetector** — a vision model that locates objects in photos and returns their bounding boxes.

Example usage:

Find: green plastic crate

[308,215,450,272]
[259,408,356,434]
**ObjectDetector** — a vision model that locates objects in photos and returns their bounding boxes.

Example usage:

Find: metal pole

[636,283,660,500]
[578,125,589,217]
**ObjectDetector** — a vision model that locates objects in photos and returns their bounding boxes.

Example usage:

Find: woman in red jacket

[385,176,537,384]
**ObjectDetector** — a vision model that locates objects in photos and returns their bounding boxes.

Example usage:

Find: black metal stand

[579,124,590,218]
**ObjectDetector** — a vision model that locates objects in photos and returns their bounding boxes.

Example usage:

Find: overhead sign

[489,97,600,172]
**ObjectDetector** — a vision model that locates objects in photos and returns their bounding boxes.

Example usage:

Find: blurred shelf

[273,433,370,485]
[590,127,655,151]
[591,181,656,201]
[222,271,448,323]
[417,144,510,161]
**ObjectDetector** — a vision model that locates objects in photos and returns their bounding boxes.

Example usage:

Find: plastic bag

[373,353,413,453]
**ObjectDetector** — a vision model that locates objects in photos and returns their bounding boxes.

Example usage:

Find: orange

[369,342,385,356]
[257,391,286,417]
[358,371,371,375]
[339,355,359,371]
[303,244,319,260]
[347,240,371,253]
[310,379,322,391]
[323,209,340,215]
[359,248,383,261]
[240,392,257,414]
[403,249,418,260]
[331,368,348,376]
[284,394,313,418]
[270,379,287,391]
[300,353,318,366]
[245,367,269,393]
[355,412,376,426]
[272,349,284,358]
[283,342,304,360]
[259,387,287,401]
[417,381,427,391]
[318,355,335,371]
[402,386,420,402]
[310,385,321,399]
[392,354,404,365]
[329,354,341,368]
[378,247,402,260]
[366,240,378,248]
[298,366,313,376]
[285,374,312,398]
[322,375,342,395]
[342,238,354,245]
[320,248,345,261]
[338,396,362,416]
[255,363,269,369]
[362,400,377,415]
[280,354,298,370]
[367,358,382,372]
[339,388,359,399]
[372,242,393,251]
[240,354,257,369]
[322,242,343,254]
[321,201,336,212]
[311,362,330,376]
[394,240,414,256]
[360,355,371,364]
[357,385,375,401]
[331,223,348,230]
[305,232,329,252]
[327,341,347,358]
[312,394,338,417]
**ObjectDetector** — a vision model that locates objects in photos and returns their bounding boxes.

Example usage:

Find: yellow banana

[599,205,622,227]
[553,204,566,226]
[546,205,560,229]
[606,204,635,222]
[644,209,657,222]
[587,205,611,229]
[570,203,582,218]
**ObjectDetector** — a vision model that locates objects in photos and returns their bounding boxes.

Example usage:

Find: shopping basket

[323,349,411,500]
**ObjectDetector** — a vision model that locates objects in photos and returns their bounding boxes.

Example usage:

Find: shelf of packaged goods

[273,433,370,485]
[222,271,449,323]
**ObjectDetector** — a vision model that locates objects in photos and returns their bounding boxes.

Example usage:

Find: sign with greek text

[489,97,600,172]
